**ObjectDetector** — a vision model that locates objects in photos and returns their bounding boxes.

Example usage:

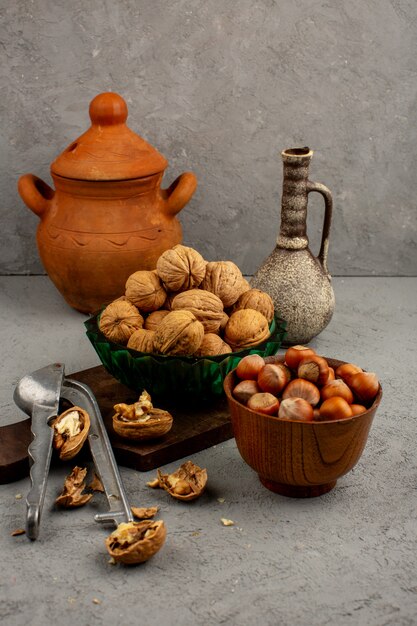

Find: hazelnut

[282,378,320,406]
[318,397,353,421]
[278,398,314,422]
[298,355,329,386]
[284,345,316,371]
[247,392,280,416]
[320,379,354,404]
[257,363,290,395]
[236,354,265,380]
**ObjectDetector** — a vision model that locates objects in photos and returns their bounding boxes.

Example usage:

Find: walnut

[112,391,173,440]
[51,406,90,461]
[224,309,271,350]
[231,288,275,323]
[105,520,166,565]
[156,461,208,501]
[153,310,204,356]
[171,289,224,333]
[219,312,229,333]
[194,333,232,356]
[127,328,155,353]
[99,300,144,344]
[201,261,246,308]
[156,244,206,292]
[125,270,167,312]
[143,310,170,331]
[55,466,93,508]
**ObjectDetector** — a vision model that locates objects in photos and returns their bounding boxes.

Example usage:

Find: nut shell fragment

[113,408,173,441]
[131,506,159,520]
[55,466,93,508]
[51,406,90,461]
[99,300,144,344]
[156,244,206,292]
[105,520,167,565]
[157,461,207,501]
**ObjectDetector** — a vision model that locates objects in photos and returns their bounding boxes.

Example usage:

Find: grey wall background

[1,0,416,277]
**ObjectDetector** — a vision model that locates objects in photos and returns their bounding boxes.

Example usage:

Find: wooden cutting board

[0,365,233,484]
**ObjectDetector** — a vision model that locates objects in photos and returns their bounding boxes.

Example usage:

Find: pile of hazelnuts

[232,345,380,421]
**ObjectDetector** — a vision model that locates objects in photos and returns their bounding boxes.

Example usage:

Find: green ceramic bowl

[85,312,287,402]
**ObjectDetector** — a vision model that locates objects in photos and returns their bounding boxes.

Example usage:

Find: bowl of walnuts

[85,244,287,401]
[223,346,382,497]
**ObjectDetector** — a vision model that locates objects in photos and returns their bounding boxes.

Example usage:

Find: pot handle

[18,174,54,218]
[307,180,333,275]
[163,172,197,216]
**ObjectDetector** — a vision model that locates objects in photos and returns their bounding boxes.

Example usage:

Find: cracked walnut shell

[51,406,90,461]
[232,288,275,324]
[156,461,208,501]
[171,289,224,333]
[201,261,246,308]
[113,407,173,441]
[125,270,167,312]
[224,309,271,350]
[99,300,144,344]
[153,310,204,356]
[105,520,166,565]
[156,244,206,292]
[55,466,93,508]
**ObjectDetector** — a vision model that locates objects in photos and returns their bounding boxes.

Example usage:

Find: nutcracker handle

[307,180,333,275]
[163,172,197,216]
[18,174,54,218]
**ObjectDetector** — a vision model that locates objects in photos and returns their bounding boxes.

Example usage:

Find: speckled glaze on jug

[18,93,197,314]
[251,147,335,344]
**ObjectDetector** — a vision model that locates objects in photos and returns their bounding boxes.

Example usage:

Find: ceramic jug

[251,147,335,344]
[18,92,197,313]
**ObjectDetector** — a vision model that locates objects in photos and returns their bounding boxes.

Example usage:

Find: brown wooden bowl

[223,356,382,498]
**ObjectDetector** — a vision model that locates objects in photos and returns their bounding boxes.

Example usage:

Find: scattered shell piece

[217,497,225,503]
[56,466,93,508]
[15,494,22,500]
[131,506,159,520]
[157,461,207,501]
[11,528,26,536]
[147,478,161,489]
[88,473,104,493]
[92,598,101,605]
[105,520,167,565]
[221,518,235,527]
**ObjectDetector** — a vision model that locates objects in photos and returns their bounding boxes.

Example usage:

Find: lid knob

[89,92,128,126]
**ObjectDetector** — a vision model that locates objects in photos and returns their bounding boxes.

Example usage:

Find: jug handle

[18,174,54,218]
[307,180,333,275]
[163,172,197,216]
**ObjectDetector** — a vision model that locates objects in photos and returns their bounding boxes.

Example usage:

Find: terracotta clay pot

[18,93,197,313]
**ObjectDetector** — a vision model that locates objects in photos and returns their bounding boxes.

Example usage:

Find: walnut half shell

[105,520,167,565]
[51,406,90,461]
[157,461,207,501]
[112,392,173,441]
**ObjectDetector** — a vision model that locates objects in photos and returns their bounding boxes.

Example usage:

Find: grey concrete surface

[0,275,416,625]
[1,0,417,277]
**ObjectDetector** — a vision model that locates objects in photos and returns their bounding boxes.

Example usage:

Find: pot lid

[51,92,168,181]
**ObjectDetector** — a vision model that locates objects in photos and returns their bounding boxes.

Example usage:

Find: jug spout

[18,174,54,218]
[163,172,197,216]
